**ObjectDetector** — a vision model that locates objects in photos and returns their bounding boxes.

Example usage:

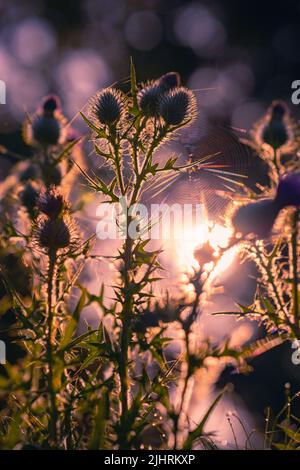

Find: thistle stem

[118,224,134,449]
[291,209,299,335]
[174,284,201,449]
[273,147,281,181]
[46,248,58,447]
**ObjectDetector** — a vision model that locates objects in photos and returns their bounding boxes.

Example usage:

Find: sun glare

[171,221,236,277]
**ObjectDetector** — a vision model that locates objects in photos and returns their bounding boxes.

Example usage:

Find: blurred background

[1,0,300,448]
[0,0,300,129]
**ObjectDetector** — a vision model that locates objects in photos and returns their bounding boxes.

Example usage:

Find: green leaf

[80,112,107,138]
[60,289,86,350]
[130,58,138,110]
[56,137,82,163]
[183,388,225,450]
[89,388,110,449]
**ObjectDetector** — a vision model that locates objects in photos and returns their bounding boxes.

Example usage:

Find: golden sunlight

[170,221,236,278]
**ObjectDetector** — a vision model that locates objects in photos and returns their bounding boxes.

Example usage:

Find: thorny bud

[42,95,61,113]
[159,87,197,126]
[25,94,66,147]
[37,187,67,219]
[262,101,289,150]
[158,72,181,91]
[37,218,71,250]
[91,88,124,125]
[137,82,164,117]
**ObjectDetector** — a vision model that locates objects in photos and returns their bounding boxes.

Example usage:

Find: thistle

[23,95,67,147]
[159,87,197,126]
[137,82,164,117]
[38,186,67,219]
[37,218,71,250]
[90,87,125,126]
[158,71,181,91]
[34,188,79,254]
[262,101,289,150]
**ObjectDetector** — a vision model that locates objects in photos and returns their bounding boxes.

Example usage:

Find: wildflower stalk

[110,130,125,196]
[174,332,190,450]
[291,209,299,335]
[82,70,197,448]
[46,248,58,447]
[174,274,202,449]
[254,242,294,332]
[118,133,162,446]
[273,147,281,179]
[118,227,134,448]
[118,125,172,446]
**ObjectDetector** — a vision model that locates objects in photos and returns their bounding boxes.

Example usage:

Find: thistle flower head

[33,188,80,253]
[232,199,280,238]
[37,187,67,219]
[275,173,300,209]
[158,87,197,126]
[261,100,289,150]
[36,217,71,250]
[271,101,286,118]
[34,213,80,253]
[158,72,181,91]
[137,82,164,117]
[23,94,66,147]
[42,94,61,114]
[90,88,125,126]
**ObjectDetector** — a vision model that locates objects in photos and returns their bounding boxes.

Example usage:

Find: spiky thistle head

[37,186,68,219]
[34,211,80,253]
[23,94,67,147]
[36,217,71,250]
[137,82,164,117]
[158,87,197,126]
[262,101,289,150]
[33,187,80,253]
[42,94,61,114]
[90,87,125,126]
[158,72,181,91]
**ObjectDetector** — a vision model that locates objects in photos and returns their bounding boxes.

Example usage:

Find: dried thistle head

[23,94,67,147]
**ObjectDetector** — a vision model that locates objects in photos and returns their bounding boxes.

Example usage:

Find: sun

[171,221,236,277]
